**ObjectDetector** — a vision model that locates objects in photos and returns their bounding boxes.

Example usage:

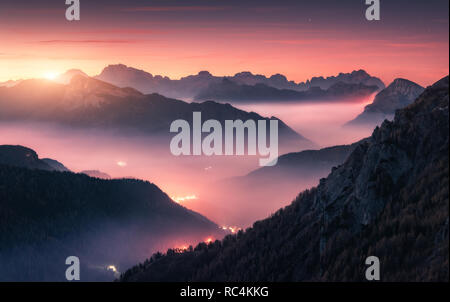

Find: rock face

[95,64,385,99]
[120,76,449,282]
[346,78,424,127]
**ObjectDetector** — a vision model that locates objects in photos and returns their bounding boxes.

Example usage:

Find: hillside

[0,145,54,171]
[120,76,449,282]
[0,147,223,281]
[245,142,360,180]
[202,143,361,227]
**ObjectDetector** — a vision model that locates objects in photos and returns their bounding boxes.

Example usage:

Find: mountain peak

[382,78,424,97]
[0,145,52,171]
[197,71,212,77]
[99,64,153,78]
[56,69,88,84]
[345,77,425,126]
[351,69,370,76]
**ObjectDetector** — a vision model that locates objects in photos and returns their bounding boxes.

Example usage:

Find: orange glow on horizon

[0,26,448,87]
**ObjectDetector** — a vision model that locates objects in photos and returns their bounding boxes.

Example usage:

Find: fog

[0,218,224,281]
[233,96,376,148]
[0,96,377,229]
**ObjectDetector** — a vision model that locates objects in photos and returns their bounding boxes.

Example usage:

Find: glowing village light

[221,226,241,234]
[106,265,120,278]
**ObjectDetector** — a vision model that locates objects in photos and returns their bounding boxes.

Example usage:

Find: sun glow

[42,71,59,81]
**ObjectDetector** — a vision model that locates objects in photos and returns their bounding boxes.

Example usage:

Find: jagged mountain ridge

[194,79,379,102]
[95,64,385,99]
[0,75,314,151]
[120,76,449,282]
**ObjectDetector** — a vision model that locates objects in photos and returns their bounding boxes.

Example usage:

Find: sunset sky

[0,0,448,86]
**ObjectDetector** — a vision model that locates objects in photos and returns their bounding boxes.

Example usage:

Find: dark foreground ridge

[0,148,223,281]
[121,76,449,282]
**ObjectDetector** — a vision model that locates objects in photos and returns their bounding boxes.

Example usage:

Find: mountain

[200,143,361,227]
[95,64,384,99]
[345,78,425,127]
[0,146,224,281]
[305,69,385,91]
[194,79,379,102]
[0,75,315,152]
[55,69,89,84]
[0,79,22,87]
[81,170,111,179]
[120,76,449,282]
[220,142,360,206]
[245,142,360,181]
[41,158,71,172]
[0,145,54,171]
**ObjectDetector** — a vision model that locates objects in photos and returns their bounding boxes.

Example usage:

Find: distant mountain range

[195,79,379,102]
[120,75,449,282]
[0,145,224,281]
[0,75,315,152]
[95,64,385,100]
[345,78,425,128]
[0,79,23,88]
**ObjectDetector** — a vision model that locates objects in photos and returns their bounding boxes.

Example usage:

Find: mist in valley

[0,95,377,229]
